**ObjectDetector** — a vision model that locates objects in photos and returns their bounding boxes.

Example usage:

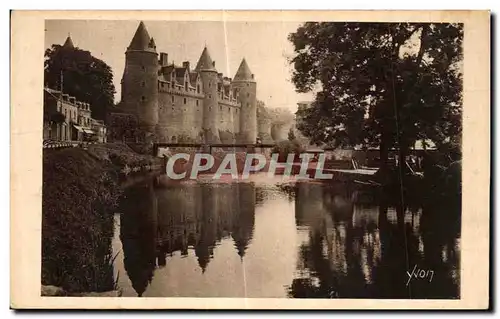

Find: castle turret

[232,58,257,144]
[62,34,75,49]
[121,21,159,136]
[196,47,220,143]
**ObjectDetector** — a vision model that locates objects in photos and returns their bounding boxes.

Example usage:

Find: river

[111,174,461,298]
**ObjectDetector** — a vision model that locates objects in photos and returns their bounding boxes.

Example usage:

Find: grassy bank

[42,143,159,294]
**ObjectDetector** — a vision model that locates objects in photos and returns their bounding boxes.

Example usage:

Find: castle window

[172,107,174,110]
[208,94,212,98]
[219,105,222,111]
[185,82,188,91]
[183,98,187,105]
[141,81,145,87]
[228,107,230,112]
[196,100,199,106]
[197,85,200,94]
[247,93,250,97]
[141,96,146,102]
[142,66,146,71]
[171,96,175,103]
[246,83,249,87]
[208,82,211,88]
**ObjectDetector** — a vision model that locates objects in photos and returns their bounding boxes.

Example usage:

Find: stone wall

[121,50,159,133]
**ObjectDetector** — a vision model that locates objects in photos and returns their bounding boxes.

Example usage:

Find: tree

[44,44,116,122]
[288,23,463,170]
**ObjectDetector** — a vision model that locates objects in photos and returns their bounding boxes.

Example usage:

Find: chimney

[160,53,169,66]
[182,61,190,71]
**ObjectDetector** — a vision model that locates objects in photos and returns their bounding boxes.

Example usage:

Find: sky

[44,20,315,113]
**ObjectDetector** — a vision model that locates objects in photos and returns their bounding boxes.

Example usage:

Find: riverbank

[41,143,161,295]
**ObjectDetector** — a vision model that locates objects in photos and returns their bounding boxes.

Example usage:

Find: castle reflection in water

[114,177,460,299]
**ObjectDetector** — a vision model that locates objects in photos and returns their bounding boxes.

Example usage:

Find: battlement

[217,89,240,106]
[158,80,205,98]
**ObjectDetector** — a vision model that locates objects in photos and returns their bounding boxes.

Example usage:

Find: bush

[272,140,305,162]
[42,148,122,293]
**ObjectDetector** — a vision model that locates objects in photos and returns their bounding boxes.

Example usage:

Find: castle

[118,21,258,144]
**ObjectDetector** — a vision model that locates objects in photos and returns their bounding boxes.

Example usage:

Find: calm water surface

[112,174,460,298]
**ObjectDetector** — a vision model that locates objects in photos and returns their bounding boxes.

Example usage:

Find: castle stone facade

[119,21,258,144]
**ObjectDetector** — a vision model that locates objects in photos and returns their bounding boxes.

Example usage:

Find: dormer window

[197,85,200,94]
[185,82,188,91]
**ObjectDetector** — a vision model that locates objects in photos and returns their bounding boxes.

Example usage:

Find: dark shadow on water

[287,181,461,299]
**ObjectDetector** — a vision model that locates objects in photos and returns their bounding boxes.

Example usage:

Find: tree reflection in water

[118,177,459,298]
[287,181,460,299]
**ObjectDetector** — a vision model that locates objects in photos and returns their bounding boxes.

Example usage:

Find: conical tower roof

[62,35,75,49]
[195,46,217,72]
[234,58,254,82]
[128,21,155,52]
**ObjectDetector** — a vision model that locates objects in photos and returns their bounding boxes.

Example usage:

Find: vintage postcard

[10,10,490,310]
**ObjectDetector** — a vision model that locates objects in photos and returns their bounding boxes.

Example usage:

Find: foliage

[288,23,463,159]
[107,112,140,142]
[42,148,121,293]
[44,44,116,122]
[272,140,305,162]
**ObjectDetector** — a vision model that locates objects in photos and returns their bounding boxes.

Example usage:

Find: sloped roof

[127,21,155,52]
[161,65,175,76]
[233,58,254,82]
[174,67,188,78]
[62,35,75,49]
[195,47,216,72]
[189,72,199,84]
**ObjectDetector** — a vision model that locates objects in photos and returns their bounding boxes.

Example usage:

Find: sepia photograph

[10,10,490,310]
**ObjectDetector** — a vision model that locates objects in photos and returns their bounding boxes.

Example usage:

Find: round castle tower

[195,47,220,144]
[121,21,159,135]
[232,58,257,144]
